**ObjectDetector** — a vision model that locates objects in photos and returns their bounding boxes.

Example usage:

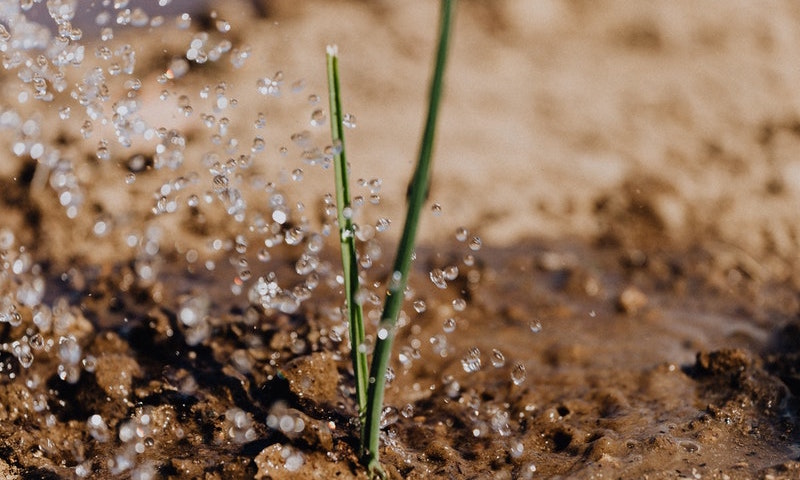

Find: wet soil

[2,235,800,479]
[1,1,800,479]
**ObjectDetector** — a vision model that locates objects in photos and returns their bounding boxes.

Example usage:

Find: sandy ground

[0,0,800,478]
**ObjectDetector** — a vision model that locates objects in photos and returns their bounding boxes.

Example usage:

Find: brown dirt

[1,1,800,479]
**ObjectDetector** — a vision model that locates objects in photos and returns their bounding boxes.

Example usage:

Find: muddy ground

[1,0,800,479]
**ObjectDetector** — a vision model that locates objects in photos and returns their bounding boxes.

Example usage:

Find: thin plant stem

[363,0,457,477]
[326,44,369,431]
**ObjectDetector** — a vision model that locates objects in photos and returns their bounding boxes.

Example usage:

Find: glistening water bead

[310,109,326,126]
[491,349,505,368]
[443,317,457,333]
[429,268,447,289]
[461,347,481,373]
[511,362,527,386]
[412,300,426,313]
[452,298,466,311]
[468,235,482,251]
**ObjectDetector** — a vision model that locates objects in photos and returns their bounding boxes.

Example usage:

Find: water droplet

[443,317,457,333]
[412,300,426,313]
[455,227,468,242]
[29,334,45,351]
[431,203,442,216]
[88,414,110,442]
[272,209,288,224]
[82,355,97,373]
[429,268,447,289]
[343,113,357,128]
[285,227,304,245]
[254,112,267,129]
[355,224,375,242]
[376,218,391,232]
[176,12,192,29]
[295,253,319,275]
[377,328,389,340]
[290,130,311,147]
[679,439,701,453]
[216,19,231,32]
[57,335,81,364]
[380,405,399,428]
[0,229,15,250]
[310,109,326,126]
[100,26,114,41]
[510,441,525,458]
[29,142,44,160]
[529,320,542,333]
[452,298,466,312]
[80,120,93,138]
[14,342,33,368]
[444,265,459,280]
[511,362,527,386]
[291,169,303,181]
[469,236,482,251]
[461,347,481,373]
[96,141,110,161]
[284,448,305,471]
[256,71,282,96]
[308,94,320,105]
[491,349,506,368]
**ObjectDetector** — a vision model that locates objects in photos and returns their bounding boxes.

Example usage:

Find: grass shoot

[326,0,457,477]
[326,44,369,435]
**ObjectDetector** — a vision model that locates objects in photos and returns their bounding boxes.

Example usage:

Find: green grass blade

[326,45,368,429]
[363,0,457,476]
